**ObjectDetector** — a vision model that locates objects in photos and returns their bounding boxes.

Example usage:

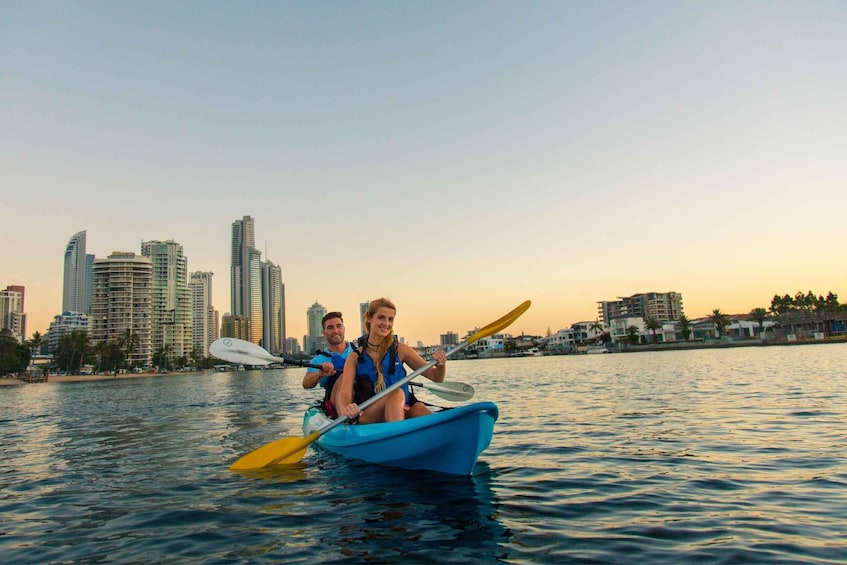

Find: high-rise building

[359,300,370,337]
[305,302,327,354]
[0,285,26,343]
[63,231,94,315]
[283,336,300,356]
[47,311,90,354]
[222,314,250,341]
[90,252,153,367]
[597,292,684,324]
[261,260,285,355]
[142,240,193,364]
[230,216,264,344]
[189,271,218,357]
[440,331,459,349]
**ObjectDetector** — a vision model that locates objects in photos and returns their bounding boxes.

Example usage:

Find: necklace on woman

[367,341,380,349]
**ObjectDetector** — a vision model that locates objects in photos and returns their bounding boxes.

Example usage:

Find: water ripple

[1,346,846,563]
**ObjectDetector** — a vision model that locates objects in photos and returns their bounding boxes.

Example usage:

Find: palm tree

[709,309,730,340]
[117,329,139,371]
[56,330,92,374]
[644,318,661,343]
[750,308,768,337]
[589,320,604,336]
[26,331,44,355]
[627,325,640,345]
[678,315,691,341]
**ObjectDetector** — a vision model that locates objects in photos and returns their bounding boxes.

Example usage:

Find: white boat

[586,343,609,354]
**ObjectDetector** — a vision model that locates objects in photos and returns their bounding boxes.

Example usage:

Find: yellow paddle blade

[467,300,531,344]
[229,432,319,471]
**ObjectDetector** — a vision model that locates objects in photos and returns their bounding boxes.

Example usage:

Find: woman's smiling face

[369,307,395,339]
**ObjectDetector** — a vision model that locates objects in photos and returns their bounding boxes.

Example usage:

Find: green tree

[117,329,139,370]
[97,340,124,373]
[153,345,172,371]
[709,309,730,339]
[770,294,793,316]
[750,307,768,336]
[627,325,640,345]
[678,315,692,341]
[26,331,44,355]
[644,318,661,343]
[0,329,30,375]
[55,330,92,374]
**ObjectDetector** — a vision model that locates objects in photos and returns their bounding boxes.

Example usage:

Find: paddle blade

[432,381,475,401]
[229,432,319,471]
[210,337,276,366]
[467,300,531,344]
[413,381,475,401]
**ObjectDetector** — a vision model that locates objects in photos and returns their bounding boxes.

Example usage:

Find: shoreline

[1,370,211,385]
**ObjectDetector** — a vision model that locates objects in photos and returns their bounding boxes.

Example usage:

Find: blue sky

[3,1,846,345]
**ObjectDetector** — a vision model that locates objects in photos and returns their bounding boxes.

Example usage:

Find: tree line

[0,328,219,377]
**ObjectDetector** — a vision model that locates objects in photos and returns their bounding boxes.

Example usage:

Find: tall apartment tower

[261,260,285,355]
[305,302,327,354]
[0,285,26,343]
[63,231,94,314]
[189,271,218,357]
[141,240,193,364]
[90,252,153,367]
[230,216,263,344]
[597,292,684,324]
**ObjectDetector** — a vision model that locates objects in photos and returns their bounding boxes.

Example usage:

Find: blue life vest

[354,337,410,403]
[310,342,353,391]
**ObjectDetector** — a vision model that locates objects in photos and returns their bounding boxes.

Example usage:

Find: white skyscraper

[141,240,193,364]
[62,231,94,314]
[90,252,153,367]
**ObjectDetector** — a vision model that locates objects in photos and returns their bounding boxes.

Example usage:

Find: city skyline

[3,2,846,346]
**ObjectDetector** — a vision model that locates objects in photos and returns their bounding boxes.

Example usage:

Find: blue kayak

[301,401,498,475]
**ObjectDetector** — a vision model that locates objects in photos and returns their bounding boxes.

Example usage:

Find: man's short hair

[322,311,343,326]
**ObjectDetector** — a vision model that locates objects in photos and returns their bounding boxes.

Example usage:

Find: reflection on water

[1,345,846,563]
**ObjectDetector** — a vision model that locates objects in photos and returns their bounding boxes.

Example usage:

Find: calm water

[2,344,846,563]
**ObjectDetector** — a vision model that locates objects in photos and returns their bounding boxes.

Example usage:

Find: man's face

[322,316,345,346]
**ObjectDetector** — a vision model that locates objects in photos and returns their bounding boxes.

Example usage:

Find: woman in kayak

[334,297,447,423]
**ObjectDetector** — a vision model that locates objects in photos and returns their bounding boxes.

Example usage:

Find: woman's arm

[398,343,446,383]
[334,354,360,418]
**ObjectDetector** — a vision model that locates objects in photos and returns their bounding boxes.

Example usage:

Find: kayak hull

[302,401,498,475]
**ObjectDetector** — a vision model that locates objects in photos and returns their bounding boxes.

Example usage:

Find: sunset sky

[3,1,845,346]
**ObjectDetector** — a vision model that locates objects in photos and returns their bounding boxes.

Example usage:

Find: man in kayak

[303,311,355,417]
[335,298,447,423]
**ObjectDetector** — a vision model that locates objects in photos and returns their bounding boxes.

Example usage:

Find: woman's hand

[432,351,447,368]
[341,403,362,419]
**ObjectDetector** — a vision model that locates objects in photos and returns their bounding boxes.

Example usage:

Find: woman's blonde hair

[364,297,397,392]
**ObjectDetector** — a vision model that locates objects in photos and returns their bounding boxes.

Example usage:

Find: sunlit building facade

[189,271,218,357]
[141,240,193,364]
[63,230,94,315]
[90,252,153,367]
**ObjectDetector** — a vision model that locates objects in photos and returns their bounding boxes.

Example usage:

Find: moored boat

[301,401,498,475]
